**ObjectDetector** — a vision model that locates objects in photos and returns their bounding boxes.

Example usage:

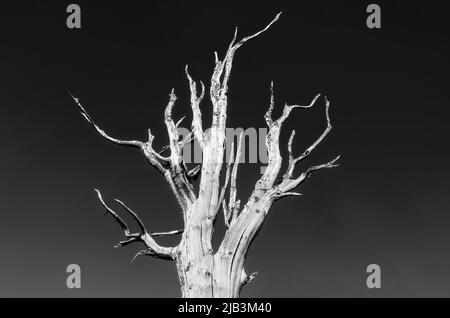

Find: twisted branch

[70,92,169,174]
[284,97,332,179]
[71,92,196,216]
[94,189,175,261]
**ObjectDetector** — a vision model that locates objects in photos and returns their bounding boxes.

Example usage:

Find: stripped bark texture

[72,12,339,298]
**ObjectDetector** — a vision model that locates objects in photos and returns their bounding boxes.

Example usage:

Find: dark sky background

[0,1,449,297]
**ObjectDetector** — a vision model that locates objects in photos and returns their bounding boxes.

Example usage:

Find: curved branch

[295,155,340,185]
[284,97,332,178]
[277,155,340,196]
[273,191,302,201]
[70,92,142,148]
[95,189,130,236]
[210,12,282,130]
[276,93,321,126]
[114,199,147,234]
[115,199,183,236]
[221,12,282,96]
[70,93,171,174]
[233,12,282,50]
[150,229,183,237]
[93,189,175,261]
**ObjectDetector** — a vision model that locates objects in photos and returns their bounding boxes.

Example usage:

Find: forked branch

[94,189,176,261]
[70,92,169,174]
[209,12,282,130]
[284,97,333,179]
[71,93,195,216]
[274,96,339,196]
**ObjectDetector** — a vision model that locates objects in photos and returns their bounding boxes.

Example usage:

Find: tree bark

[174,236,249,298]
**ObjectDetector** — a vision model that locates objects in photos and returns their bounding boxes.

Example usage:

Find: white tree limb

[284,96,332,179]
[218,139,235,227]
[229,132,243,224]
[185,65,205,148]
[164,89,183,167]
[70,92,170,174]
[188,165,202,180]
[94,189,175,260]
[150,229,183,237]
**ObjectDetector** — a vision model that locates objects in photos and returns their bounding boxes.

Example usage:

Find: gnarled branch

[284,96,332,179]
[70,92,169,174]
[94,189,175,261]
[210,12,282,130]
[70,92,143,148]
[278,156,340,194]
[274,97,339,196]
[275,93,321,127]
[71,92,196,217]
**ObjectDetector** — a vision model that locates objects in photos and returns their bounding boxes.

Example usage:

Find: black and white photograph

[0,0,449,308]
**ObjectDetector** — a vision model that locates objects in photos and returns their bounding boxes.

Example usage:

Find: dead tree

[71,12,339,298]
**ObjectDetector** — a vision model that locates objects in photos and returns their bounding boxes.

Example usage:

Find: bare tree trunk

[175,252,244,298]
[72,12,339,298]
[174,210,262,298]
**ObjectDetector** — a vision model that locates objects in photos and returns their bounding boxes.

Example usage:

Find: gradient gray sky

[0,1,449,297]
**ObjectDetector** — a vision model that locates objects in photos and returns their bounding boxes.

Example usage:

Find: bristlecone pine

[72,12,339,298]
